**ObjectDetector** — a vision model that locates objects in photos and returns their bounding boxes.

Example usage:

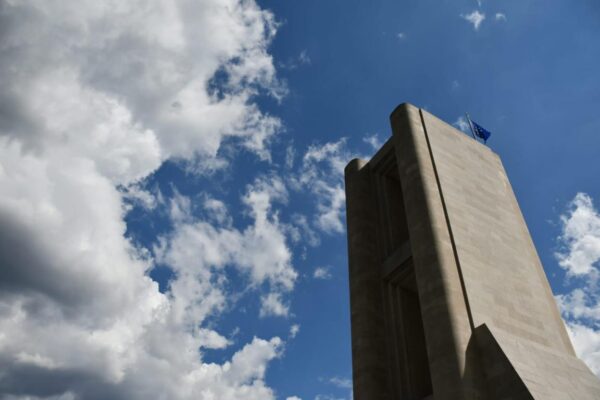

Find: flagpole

[465,113,477,140]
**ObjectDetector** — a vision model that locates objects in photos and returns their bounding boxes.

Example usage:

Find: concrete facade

[344,103,600,399]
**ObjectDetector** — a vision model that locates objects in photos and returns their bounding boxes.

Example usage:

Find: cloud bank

[555,193,600,375]
[0,1,295,398]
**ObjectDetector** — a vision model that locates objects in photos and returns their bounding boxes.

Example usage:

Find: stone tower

[344,103,600,399]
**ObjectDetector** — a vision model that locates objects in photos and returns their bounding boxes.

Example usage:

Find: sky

[0,0,599,399]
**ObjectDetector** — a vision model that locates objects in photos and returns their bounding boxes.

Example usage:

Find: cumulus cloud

[285,213,321,248]
[0,0,289,398]
[155,177,297,309]
[556,193,600,276]
[555,193,600,376]
[260,292,290,318]
[362,133,383,150]
[122,183,161,210]
[313,267,333,280]
[565,322,600,376]
[0,0,283,166]
[462,10,486,30]
[197,328,231,350]
[203,196,233,226]
[495,13,507,22]
[557,289,600,322]
[294,139,354,234]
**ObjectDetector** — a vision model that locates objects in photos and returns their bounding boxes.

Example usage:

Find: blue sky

[0,1,599,399]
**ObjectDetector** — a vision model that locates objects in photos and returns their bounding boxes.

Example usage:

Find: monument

[344,103,600,399]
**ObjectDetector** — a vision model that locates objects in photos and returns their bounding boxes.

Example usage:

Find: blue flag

[471,120,491,143]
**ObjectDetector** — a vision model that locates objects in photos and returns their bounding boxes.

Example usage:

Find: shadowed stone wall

[345,103,600,400]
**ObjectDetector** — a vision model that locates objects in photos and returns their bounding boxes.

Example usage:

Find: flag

[471,120,491,143]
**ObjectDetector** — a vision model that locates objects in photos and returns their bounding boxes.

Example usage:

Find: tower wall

[345,158,392,400]
[345,102,600,399]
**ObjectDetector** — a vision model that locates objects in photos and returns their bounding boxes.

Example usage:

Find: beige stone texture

[391,104,486,399]
[345,158,392,400]
[344,102,600,399]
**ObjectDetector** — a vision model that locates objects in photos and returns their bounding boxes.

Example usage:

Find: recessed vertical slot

[374,156,409,260]
[385,263,433,400]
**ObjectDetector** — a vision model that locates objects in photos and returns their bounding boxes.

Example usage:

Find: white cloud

[295,139,354,234]
[314,266,333,280]
[260,292,290,318]
[168,188,194,224]
[0,0,288,398]
[557,287,600,376]
[397,32,406,40]
[289,324,301,339]
[287,397,302,400]
[302,140,349,174]
[495,13,507,22]
[314,376,353,400]
[565,322,600,376]
[362,133,383,150]
[288,138,369,238]
[122,182,160,210]
[453,116,471,134]
[462,10,486,30]
[225,336,283,384]
[156,176,297,301]
[315,185,346,233]
[556,193,600,276]
[555,193,600,377]
[197,328,231,349]
[288,213,321,247]
[329,377,352,389]
[203,196,232,226]
[556,289,600,321]
[1,1,283,167]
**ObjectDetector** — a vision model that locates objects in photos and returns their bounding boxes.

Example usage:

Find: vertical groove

[419,108,475,332]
